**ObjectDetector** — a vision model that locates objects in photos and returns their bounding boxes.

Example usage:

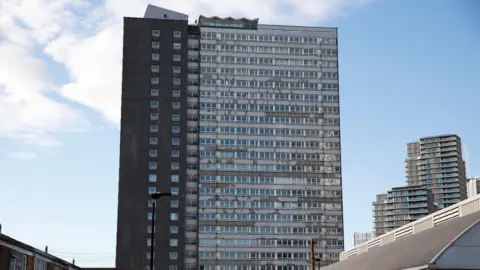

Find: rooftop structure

[329,194,480,270]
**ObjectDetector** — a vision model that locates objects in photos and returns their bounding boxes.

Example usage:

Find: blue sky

[0,0,479,267]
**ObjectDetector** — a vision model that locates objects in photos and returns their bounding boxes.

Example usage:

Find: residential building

[353,232,372,246]
[334,195,480,270]
[372,193,387,237]
[405,134,467,209]
[116,4,343,270]
[467,177,480,198]
[0,227,79,270]
[373,185,437,236]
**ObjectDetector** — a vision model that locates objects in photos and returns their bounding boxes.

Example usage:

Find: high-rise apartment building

[116,5,343,270]
[372,185,437,236]
[405,134,467,209]
[467,177,480,198]
[353,232,372,246]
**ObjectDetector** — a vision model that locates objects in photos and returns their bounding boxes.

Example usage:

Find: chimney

[72,259,75,265]
[45,246,48,253]
[0,223,2,235]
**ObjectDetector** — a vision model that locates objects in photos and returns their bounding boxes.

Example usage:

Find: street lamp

[150,192,172,270]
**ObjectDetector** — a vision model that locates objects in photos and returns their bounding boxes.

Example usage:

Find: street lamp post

[150,192,172,270]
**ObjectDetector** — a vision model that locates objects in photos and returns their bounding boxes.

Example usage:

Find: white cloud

[9,151,38,160]
[0,0,372,147]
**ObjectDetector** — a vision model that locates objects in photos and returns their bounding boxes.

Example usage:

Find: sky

[0,0,479,267]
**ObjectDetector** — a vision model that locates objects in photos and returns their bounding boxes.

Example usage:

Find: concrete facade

[116,7,190,270]
[373,185,437,236]
[405,134,467,209]
[117,5,343,270]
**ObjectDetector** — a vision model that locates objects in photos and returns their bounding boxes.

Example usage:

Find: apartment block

[405,134,467,209]
[373,185,437,236]
[116,5,343,270]
[467,177,480,198]
[353,232,372,246]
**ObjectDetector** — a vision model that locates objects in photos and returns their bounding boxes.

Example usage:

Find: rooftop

[333,194,480,270]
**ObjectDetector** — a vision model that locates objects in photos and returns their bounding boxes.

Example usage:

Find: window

[149,162,157,170]
[170,225,178,233]
[173,66,181,73]
[148,187,156,194]
[169,252,178,260]
[170,238,178,246]
[151,65,159,73]
[172,126,180,133]
[173,43,181,50]
[151,89,159,96]
[171,162,179,170]
[171,187,179,195]
[173,78,181,85]
[171,175,179,182]
[152,29,160,37]
[171,200,179,208]
[172,114,180,121]
[148,200,153,207]
[172,138,180,145]
[173,31,181,38]
[149,149,157,157]
[34,258,47,270]
[150,101,159,109]
[149,174,157,182]
[150,113,158,120]
[149,137,158,145]
[152,53,160,61]
[172,150,180,158]
[170,213,178,220]
[151,77,159,84]
[173,54,181,62]
[152,42,160,49]
[173,89,180,97]
[150,125,158,133]
[169,266,178,270]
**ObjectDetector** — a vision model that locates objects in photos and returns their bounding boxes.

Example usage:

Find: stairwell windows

[169,252,178,260]
[150,125,158,133]
[152,53,160,61]
[149,149,157,157]
[150,89,159,96]
[149,162,157,170]
[151,65,159,73]
[151,42,160,49]
[151,77,159,84]
[149,174,157,183]
[171,200,179,208]
[172,114,180,121]
[148,187,156,195]
[171,138,180,145]
[171,162,179,170]
[173,78,180,85]
[173,66,181,73]
[150,101,159,109]
[151,29,160,37]
[173,31,181,38]
[173,43,181,50]
[172,150,179,158]
[150,113,158,120]
[173,54,181,62]
[149,137,158,145]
